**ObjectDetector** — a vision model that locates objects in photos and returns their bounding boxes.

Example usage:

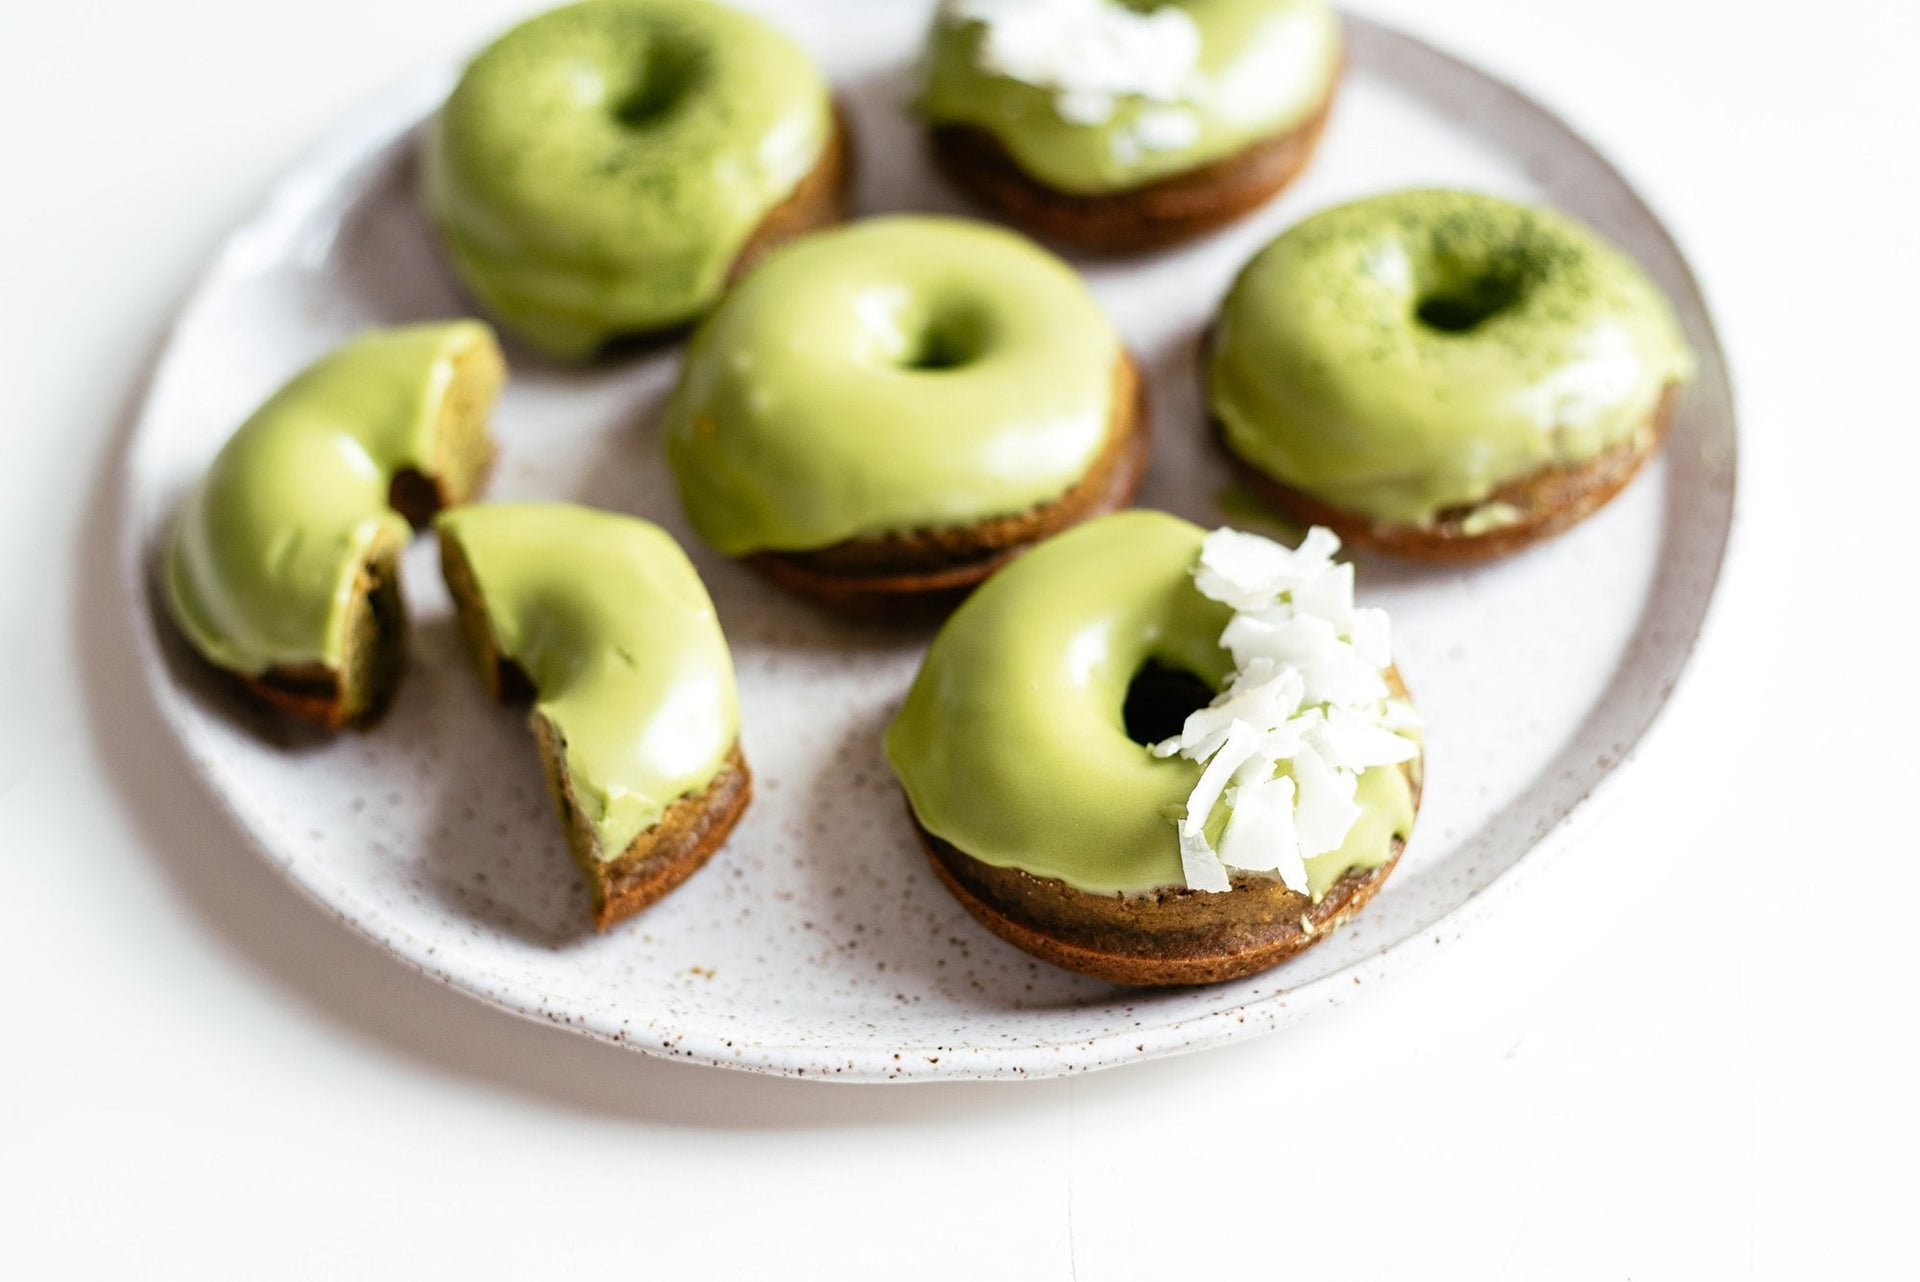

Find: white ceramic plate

[122,3,1736,1081]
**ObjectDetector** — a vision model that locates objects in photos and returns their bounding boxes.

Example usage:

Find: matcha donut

[664,216,1147,617]
[424,0,850,361]
[886,511,1422,985]
[165,321,503,729]
[1209,189,1696,559]
[920,0,1342,251]
[437,503,749,930]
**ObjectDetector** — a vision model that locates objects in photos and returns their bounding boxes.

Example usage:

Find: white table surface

[3,1,1912,1276]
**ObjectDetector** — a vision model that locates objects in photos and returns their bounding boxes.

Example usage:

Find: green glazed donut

[663,215,1126,557]
[885,510,1415,899]
[920,0,1341,195]
[165,321,503,727]
[1209,189,1695,553]
[424,0,837,361]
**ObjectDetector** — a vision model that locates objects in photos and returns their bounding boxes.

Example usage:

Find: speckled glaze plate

[122,3,1735,1080]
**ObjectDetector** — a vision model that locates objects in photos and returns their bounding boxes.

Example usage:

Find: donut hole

[1123,661,1216,747]
[1414,272,1522,334]
[612,41,705,128]
[899,305,990,373]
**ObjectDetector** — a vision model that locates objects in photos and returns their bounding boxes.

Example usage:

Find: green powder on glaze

[920,0,1340,195]
[437,503,740,858]
[885,510,1414,898]
[1209,189,1696,527]
[166,321,495,676]
[425,0,831,360]
[664,216,1121,556]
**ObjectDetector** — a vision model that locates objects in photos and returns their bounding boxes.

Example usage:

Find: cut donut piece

[164,320,504,729]
[437,502,749,929]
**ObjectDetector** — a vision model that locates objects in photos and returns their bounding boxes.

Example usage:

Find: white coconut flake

[1054,87,1116,126]
[1223,612,1338,672]
[1312,707,1421,772]
[1152,526,1419,894]
[1179,826,1232,894]
[1297,647,1390,710]
[1180,720,1259,841]
[1290,562,1355,634]
[1382,698,1423,732]
[1290,744,1363,856]
[1131,105,1201,151]
[1161,663,1304,762]
[1194,525,1333,610]
[1220,774,1305,892]
[1351,607,1392,670]
[946,0,1203,127]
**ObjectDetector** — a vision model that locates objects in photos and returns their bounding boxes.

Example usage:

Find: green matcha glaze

[166,321,496,676]
[1210,189,1696,527]
[425,0,832,360]
[885,511,1414,897]
[920,0,1340,195]
[437,503,740,858]
[664,216,1121,555]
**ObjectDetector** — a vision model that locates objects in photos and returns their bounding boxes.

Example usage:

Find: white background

[2,1,1913,1277]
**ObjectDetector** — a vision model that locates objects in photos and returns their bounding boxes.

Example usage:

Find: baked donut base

[928,77,1339,254]
[1214,385,1677,562]
[743,354,1151,621]
[914,815,1406,988]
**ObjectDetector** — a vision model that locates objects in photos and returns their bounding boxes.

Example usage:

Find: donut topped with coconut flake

[919,0,1342,194]
[886,510,1419,899]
